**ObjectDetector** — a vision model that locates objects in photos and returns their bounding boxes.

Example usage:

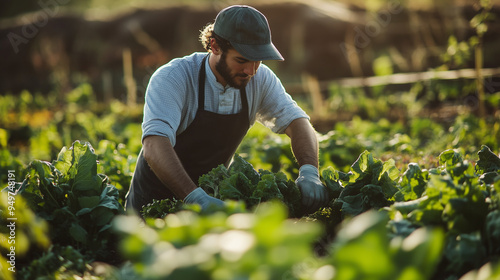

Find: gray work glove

[295,164,329,213]
[184,187,225,212]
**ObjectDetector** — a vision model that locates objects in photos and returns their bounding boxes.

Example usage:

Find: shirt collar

[205,53,233,92]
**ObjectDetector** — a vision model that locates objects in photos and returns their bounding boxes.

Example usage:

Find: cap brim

[232,42,284,61]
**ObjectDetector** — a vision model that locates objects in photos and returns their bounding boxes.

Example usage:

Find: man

[125,5,328,214]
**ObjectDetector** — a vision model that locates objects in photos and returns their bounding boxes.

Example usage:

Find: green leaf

[31,160,54,181]
[444,232,487,276]
[90,207,115,227]
[485,210,500,255]
[387,219,419,238]
[229,154,260,185]
[336,151,400,217]
[72,142,100,192]
[54,146,72,178]
[479,172,500,185]
[251,174,283,203]
[378,172,399,200]
[18,245,88,279]
[219,174,245,201]
[380,159,400,182]
[98,185,122,211]
[77,196,100,209]
[391,196,429,216]
[98,224,112,233]
[69,223,88,244]
[275,174,302,217]
[53,141,102,192]
[198,164,229,197]
[331,211,395,279]
[75,207,92,216]
[141,198,184,219]
[398,163,428,200]
[476,145,500,174]
[20,160,62,210]
[340,193,364,216]
[252,202,290,246]
[361,184,391,209]
[394,227,445,279]
[350,150,376,182]
[439,149,463,169]
[443,196,488,233]
[321,167,344,199]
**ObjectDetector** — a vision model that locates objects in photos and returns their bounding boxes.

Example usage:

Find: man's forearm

[285,118,319,168]
[142,135,197,199]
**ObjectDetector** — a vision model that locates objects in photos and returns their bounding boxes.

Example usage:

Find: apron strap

[197,54,248,115]
[198,55,207,110]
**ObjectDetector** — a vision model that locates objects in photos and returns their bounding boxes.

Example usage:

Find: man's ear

[210,38,222,55]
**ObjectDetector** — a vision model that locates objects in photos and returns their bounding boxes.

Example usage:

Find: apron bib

[126,55,250,211]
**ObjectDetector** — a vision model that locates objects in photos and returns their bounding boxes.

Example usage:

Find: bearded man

[125,5,328,214]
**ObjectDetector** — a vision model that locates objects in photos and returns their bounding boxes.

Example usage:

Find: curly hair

[199,23,233,52]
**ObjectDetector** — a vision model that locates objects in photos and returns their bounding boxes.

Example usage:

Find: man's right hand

[184,187,225,212]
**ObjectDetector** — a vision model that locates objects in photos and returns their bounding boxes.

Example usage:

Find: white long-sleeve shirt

[142,52,309,146]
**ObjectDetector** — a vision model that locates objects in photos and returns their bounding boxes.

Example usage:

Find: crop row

[1,139,499,279]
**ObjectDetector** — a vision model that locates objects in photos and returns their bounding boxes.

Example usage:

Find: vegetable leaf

[476,145,500,174]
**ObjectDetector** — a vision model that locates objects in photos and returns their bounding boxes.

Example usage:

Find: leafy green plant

[114,204,447,280]
[198,154,304,217]
[2,136,499,280]
[329,211,444,280]
[18,245,90,280]
[8,141,123,263]
[397,163,428,201]
[0,148,26,187]
[0,192,50,280]
[331,150,401,218]
[476,145,500,173]
[0,79,499,279]
[141,198,184,219]
[114,201,323,280]
[385,146,500,278]
[96,139,137,205]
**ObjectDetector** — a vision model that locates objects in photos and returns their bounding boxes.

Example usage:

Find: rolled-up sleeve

[142,63,186,147]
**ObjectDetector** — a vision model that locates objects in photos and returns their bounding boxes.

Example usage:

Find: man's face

[215,49,261,89]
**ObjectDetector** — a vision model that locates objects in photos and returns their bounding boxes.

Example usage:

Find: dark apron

[125,55,250,212]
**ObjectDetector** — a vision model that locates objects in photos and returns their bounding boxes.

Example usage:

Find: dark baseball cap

[213,5,284,61]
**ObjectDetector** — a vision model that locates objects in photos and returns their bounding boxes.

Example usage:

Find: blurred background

[2,1,499,99]
[0,0,499,163]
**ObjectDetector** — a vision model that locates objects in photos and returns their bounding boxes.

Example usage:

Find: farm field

[1,79,499,279]
[1,0,500,279]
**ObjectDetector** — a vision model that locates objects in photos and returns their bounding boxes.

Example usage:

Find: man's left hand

[295,164,329,213]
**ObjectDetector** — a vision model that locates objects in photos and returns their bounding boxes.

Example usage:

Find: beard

[215,51,250,90]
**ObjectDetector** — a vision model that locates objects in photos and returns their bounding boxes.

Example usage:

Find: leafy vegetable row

[2,141,500,279]
[141,145,500,279]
